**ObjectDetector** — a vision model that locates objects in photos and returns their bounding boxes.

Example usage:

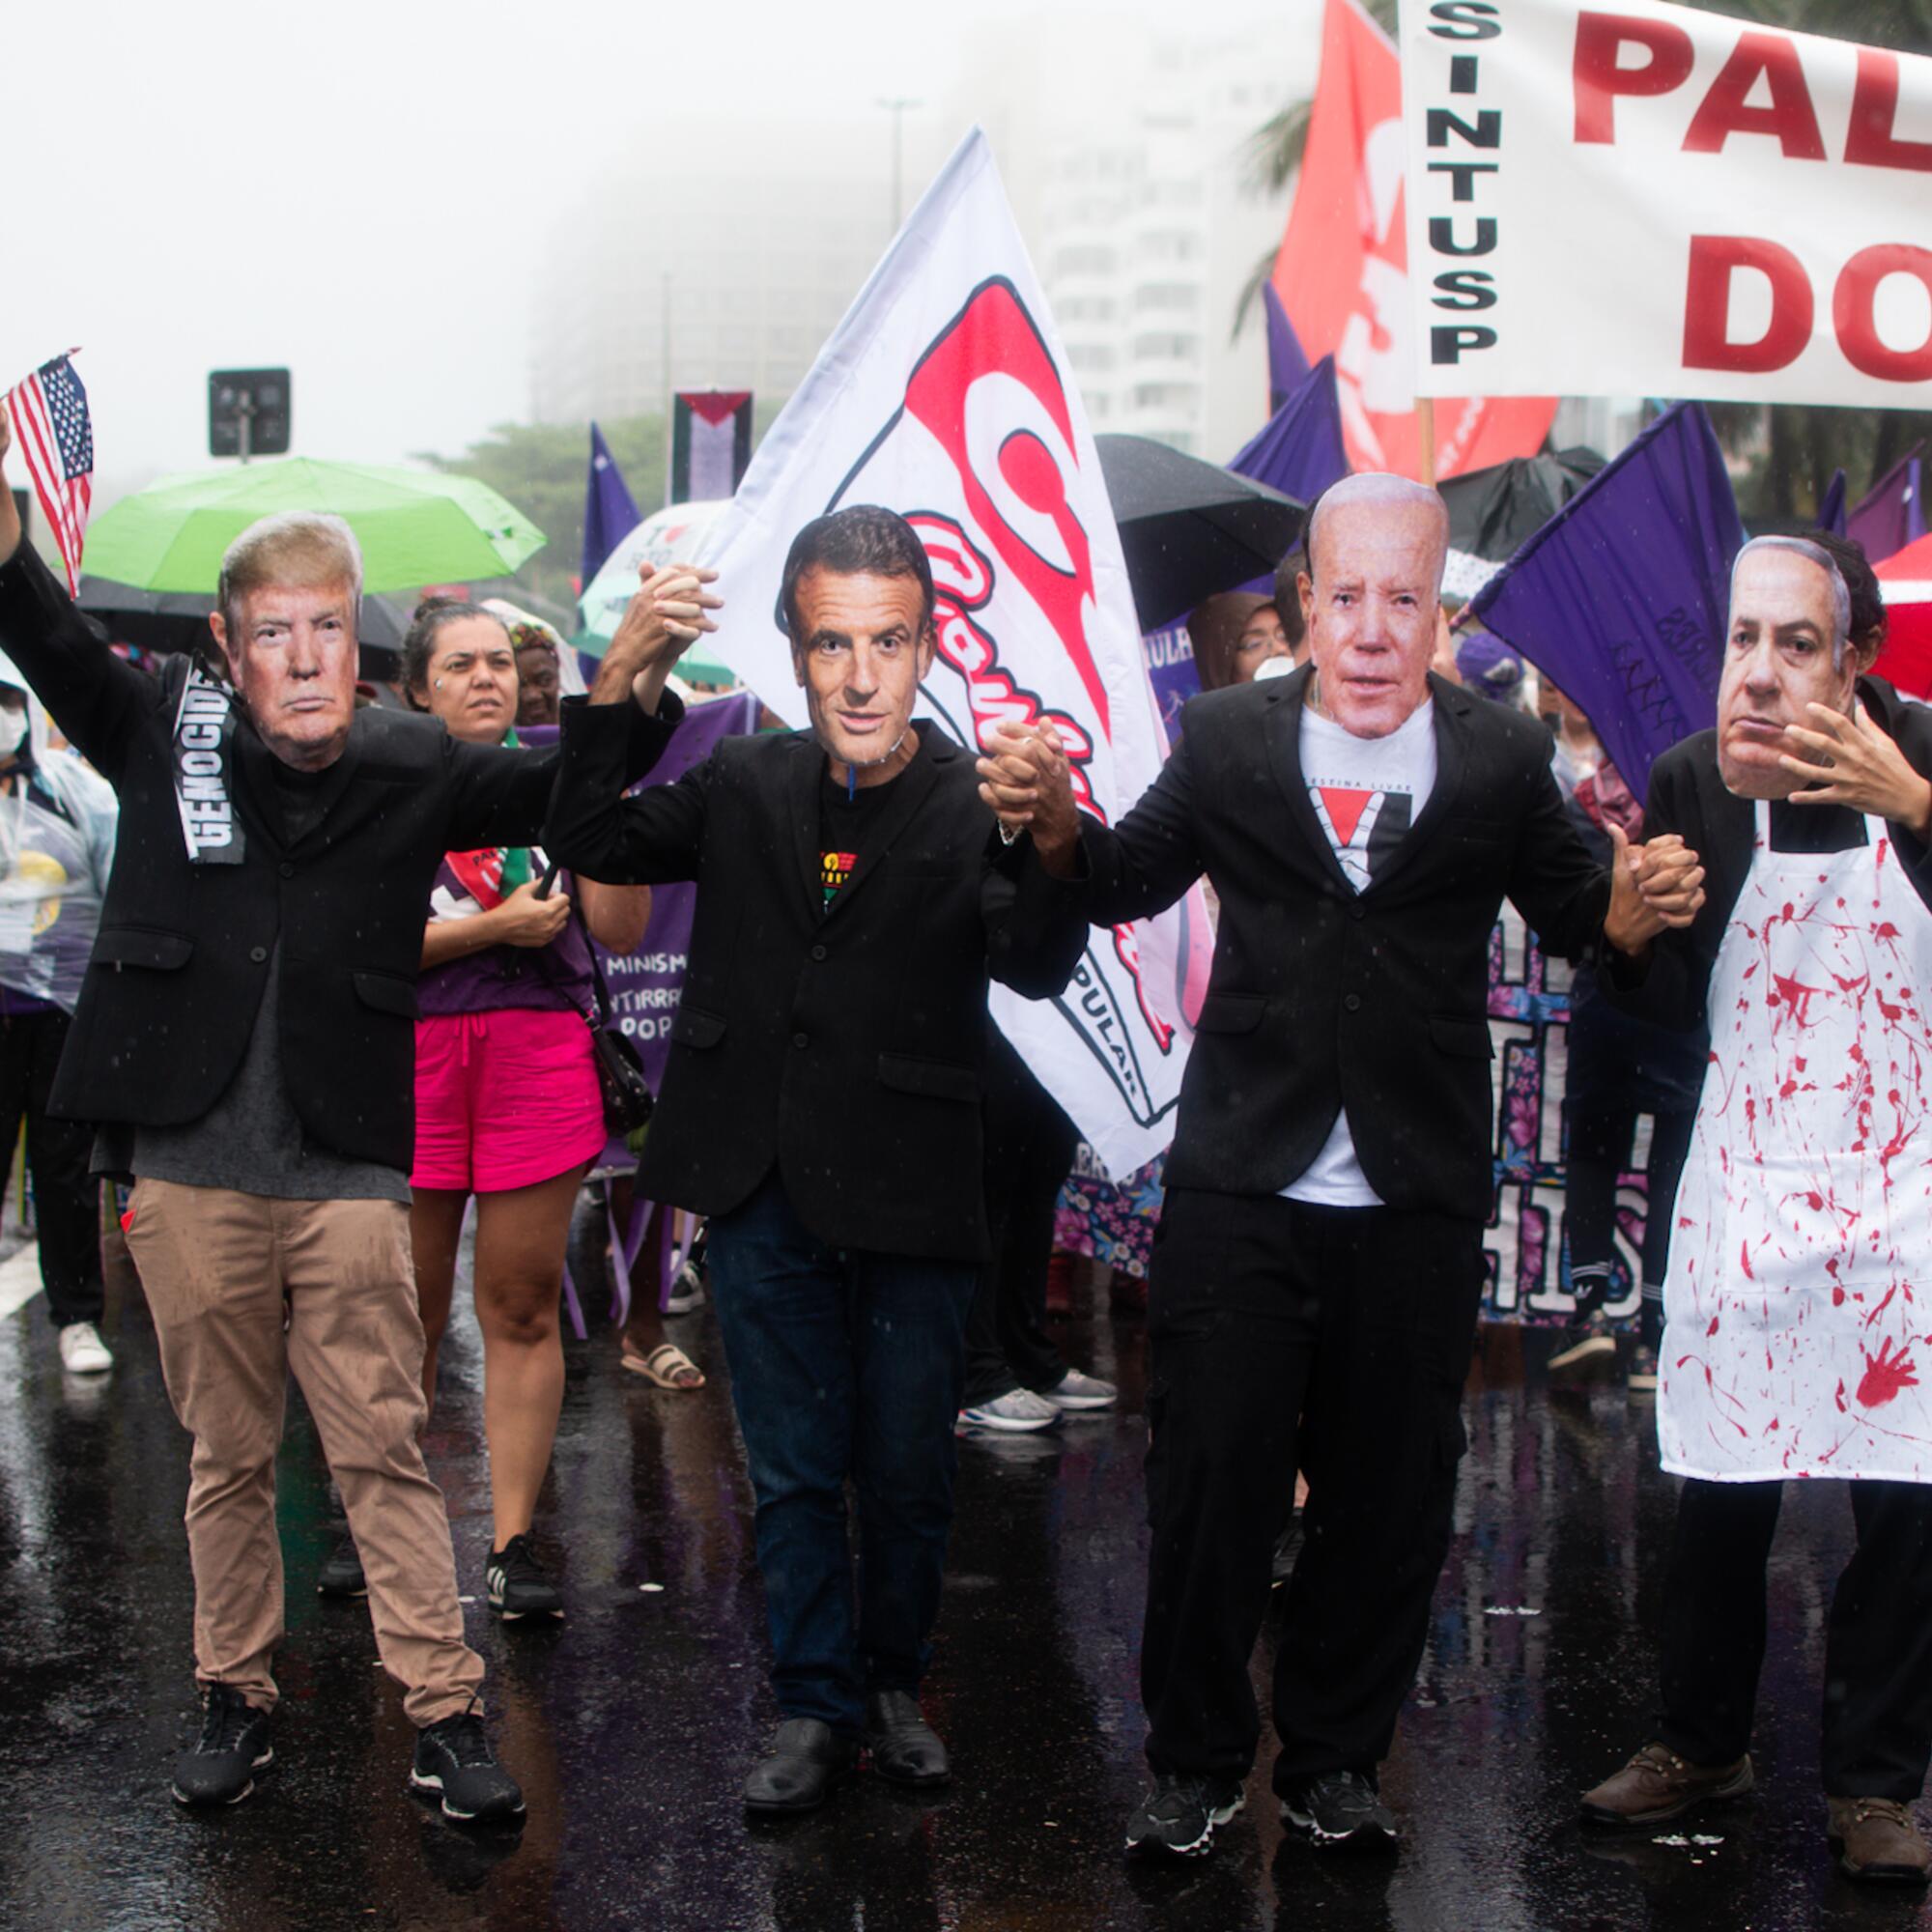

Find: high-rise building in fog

[530,129,894,427]
[529,12,1313,466]
[958,16,1311,464]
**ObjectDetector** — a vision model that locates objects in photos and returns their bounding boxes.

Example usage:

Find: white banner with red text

[1399,0,1932,407]
[696,128,1211,1180]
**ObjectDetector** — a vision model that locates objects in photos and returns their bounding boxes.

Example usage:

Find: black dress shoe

[865,1689,951,1786]
[743,1719,859,1814]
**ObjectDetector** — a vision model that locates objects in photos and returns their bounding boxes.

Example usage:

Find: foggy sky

[10,0,1302,509]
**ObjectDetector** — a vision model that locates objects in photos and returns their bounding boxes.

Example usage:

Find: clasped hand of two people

[978,719,1714,957]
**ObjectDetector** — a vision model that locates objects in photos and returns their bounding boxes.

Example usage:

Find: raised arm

[0,402,163,785]
[441,703,680,853]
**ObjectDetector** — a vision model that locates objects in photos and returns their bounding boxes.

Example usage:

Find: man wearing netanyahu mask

[1582,536,1932,1885]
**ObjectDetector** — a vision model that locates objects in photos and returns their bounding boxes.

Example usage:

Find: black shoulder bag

[530,899,655,1140]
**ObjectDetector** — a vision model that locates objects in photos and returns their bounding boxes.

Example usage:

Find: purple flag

[1470,403,1744,805]
[1262,282,1311,416]
[1142,623,1202,740]
[1848,444,1926,566]
[1230,355,1350,510]
[1817,469,1847,537]
[582,422,641,588]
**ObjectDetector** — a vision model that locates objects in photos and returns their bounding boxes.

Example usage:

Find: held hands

[976,721,1080,878]
[589,559,724,711]
[1781,702,1932,837]
[1604,825,1705,956]
[493,879,572,949]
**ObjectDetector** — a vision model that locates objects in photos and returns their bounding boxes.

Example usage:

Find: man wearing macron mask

[544,503,1088,1815]
[1582,535,1932,1886]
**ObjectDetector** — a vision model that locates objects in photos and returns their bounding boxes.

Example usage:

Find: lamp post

[876,96,923,234]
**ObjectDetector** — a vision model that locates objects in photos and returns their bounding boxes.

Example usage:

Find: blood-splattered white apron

[1661,800,1932,1481]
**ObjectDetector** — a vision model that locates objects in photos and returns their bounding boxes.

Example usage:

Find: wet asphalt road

[0,1248,1925,1932]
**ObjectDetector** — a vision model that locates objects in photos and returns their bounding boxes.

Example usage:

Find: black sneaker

[1124,1773,1245,1858]
[486,1533,563,1621]
[172,1683,273,1807]
[1548,1309,1617,1381]
[1628,1343,1660,1396]
[411,1710,526,1824]
[665,1257,707,1315]
[317,1533,367,1600]
[1281,1770,1399,1851]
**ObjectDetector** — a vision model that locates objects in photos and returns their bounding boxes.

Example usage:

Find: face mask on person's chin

[0,708,29,758]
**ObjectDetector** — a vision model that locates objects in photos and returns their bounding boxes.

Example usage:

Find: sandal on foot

[623,1342,705,1390]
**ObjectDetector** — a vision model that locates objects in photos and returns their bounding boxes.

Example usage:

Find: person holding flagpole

[545,503,1090,1814]
[981,471,1705,1860]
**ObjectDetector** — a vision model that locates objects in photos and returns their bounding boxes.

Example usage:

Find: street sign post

[209,369,291,462]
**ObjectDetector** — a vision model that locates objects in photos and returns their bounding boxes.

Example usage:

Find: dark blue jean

[707,1170,979,1734]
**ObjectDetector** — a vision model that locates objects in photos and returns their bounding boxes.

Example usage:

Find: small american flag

[5,352,93,593]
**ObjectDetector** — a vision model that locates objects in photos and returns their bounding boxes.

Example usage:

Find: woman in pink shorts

[405,598,655,1621]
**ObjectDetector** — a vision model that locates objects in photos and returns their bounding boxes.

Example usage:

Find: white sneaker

[664,1262,707,1316]
[1043,1368,1117,1410]
[959,1388,1062,1433]
[58,1321,113,1375]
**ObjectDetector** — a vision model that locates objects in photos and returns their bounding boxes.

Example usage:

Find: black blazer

[1605,676,1932,1033]
[544,698,1089,1262]
[0,544,668,1171]
[1082,665,1609,1219]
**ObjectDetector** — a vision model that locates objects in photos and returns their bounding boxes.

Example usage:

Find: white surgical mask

[0,709,28,757]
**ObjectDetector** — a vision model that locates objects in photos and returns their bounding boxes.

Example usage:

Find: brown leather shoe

[1828,1796,1932,1884]
[1580,1742,1754,1827]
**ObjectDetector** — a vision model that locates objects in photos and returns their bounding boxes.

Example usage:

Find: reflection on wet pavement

[0,1275,1918,1931]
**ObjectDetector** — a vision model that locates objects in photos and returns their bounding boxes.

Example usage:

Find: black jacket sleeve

[1873,680,1932,905]
[1603,747,1729,1033]
[982,833,1091,1000]
[1507,753,1614,960]
[455,692,683,854]
[1078,724,1206,927]
[543,692,706,883]
[0,544,164,786]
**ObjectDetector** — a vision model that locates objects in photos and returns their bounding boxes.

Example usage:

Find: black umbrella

[1438,447,1605,561]
[1096,435,1305,633]
[75,576,412,677]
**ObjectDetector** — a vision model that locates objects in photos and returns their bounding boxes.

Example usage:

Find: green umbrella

[83,458,544,594]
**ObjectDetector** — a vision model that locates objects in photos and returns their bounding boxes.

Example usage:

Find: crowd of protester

[4,392,1932,1889]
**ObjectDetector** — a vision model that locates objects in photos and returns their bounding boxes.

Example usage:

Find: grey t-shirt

[126,943,410,1203]
[102,760,409,1203]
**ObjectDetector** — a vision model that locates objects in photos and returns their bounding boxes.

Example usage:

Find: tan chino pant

[126,1178,485,1726]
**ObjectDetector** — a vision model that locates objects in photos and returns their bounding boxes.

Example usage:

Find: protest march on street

[3,0,1932,1926]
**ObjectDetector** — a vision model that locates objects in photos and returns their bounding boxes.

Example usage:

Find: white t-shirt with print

[1284,697,1438,1208]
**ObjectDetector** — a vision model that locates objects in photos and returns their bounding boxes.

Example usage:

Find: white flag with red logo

[1276,0,1555,478]
[697,128,1210,1179]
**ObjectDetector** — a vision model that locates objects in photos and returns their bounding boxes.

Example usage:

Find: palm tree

[1236,0,1932,512]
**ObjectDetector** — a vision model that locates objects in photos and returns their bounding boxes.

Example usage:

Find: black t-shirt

[817,768,901,910]
[270,757,332,845]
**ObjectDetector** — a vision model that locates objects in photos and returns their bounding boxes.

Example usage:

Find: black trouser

[1141,1188,1483,1791]
[1657,1477,1932,1801]
[960,1038,1077,1409]
[0,1009,102,1330]
[1566,1101,1695,1285]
